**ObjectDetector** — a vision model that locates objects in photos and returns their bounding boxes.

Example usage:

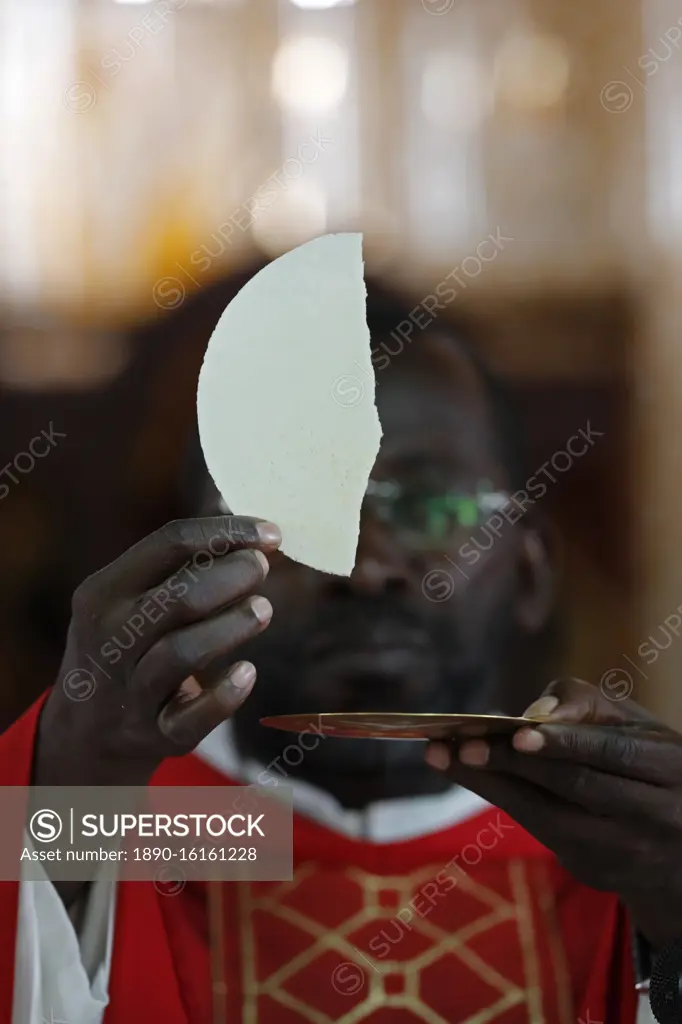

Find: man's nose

[330,517,411,595]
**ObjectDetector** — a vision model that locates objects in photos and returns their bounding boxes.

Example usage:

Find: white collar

[195,723,489,844]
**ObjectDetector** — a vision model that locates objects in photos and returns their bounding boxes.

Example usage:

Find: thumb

[158,663,256,749]
[523,676,656,725]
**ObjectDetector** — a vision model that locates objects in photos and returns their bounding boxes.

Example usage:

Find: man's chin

[283,740,454,807]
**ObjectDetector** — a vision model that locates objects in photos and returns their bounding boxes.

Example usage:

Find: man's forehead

[374,329,499,464]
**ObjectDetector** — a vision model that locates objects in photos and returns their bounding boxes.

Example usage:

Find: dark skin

[426,676,682,952]
[35,329,545,901]
[33,516,282,903]
[35,517,283,793]
[33,327,682,953]
[201,331,553,807]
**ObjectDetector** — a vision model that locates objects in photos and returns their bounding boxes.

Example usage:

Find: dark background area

[0,279,633,731]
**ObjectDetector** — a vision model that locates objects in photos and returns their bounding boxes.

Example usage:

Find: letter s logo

[29,809,63,843]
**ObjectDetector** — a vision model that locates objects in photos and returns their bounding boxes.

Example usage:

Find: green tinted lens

[449,494,479,528]
[366,479,507,545]
[393,491,433,533]
[423,494,478,538]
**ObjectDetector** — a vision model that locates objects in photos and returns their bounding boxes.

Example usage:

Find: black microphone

[650,939,682,1023]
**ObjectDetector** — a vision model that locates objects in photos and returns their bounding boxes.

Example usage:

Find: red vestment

[0,695,639,1024]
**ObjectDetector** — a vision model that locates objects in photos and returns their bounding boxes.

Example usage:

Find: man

[0,279,675,1024]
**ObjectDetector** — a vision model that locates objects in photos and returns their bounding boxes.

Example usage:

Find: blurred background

[0,0,679,729]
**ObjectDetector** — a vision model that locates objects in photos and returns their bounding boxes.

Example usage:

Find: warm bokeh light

[250,181,328,256]
[0,0,655,313]
[421,51,490,131]
[493,32,571,113]
[271,36,349,115]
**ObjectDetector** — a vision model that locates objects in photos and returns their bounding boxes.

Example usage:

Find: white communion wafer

[196,232,383,576]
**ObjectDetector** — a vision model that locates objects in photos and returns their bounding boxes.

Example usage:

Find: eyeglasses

[364,478,510,549]
[217,480,510,550]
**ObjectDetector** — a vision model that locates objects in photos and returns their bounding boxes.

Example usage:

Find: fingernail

[459,741,490,767]
[229,661,257,689]
[513,728,546,753]
[253,550,270,576]
[425,743,451,771]
[251,595,273,624]
[522,695,559,719]
[178,676,202,702]
[256,522,282,547]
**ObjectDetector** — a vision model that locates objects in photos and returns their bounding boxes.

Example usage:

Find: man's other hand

[425,677,682,951]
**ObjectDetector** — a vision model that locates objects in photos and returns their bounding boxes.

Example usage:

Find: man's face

[200,329,547,781]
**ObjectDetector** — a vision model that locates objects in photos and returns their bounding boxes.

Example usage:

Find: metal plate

[259,711,554,740]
